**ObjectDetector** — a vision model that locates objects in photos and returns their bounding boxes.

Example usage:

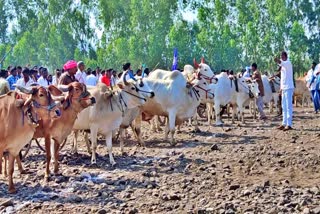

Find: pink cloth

[63,60,78,70]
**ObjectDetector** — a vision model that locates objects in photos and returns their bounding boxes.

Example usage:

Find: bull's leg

[72,130,79,154]
[151,117,157,132]
[131,124,144,147]
[168,110,176,145]
[164,122,169,141]
[119,128,125,155]
[215,102,223,126]
[84,132,91,154]
[105,132,116,166]
[16,155,26,174]
[133,115,144,146]
[239,106,245,124]
[156,117,162,131]
[53,140,60,174]
[231,105,236,124]
[90,126,98,164]
[192,114,200,132]
[8,153,16,194]
[207,103,212,125]
[44,136,51,180]
[0,152,3,176]
[4,155,8,177]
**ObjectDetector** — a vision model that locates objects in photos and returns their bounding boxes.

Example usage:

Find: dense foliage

[0,0,319,75]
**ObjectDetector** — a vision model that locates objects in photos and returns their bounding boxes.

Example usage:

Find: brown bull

[0,86,62,193]
[32,82,95,179]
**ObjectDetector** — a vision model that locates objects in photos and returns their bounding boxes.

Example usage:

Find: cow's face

[249,80,260,98]
[191,77,214,100]
[193,58,216,83]
[118,78,155,106]
[16,85,63,120]
[59,82,96,112]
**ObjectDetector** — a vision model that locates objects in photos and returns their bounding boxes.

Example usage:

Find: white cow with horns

[202,72,261,125]
[136,69,214,145]
[72,75,155,165]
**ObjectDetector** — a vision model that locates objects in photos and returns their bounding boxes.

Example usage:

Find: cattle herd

[0,58,312,197]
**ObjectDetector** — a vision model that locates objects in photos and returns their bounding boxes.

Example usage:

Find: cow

[138,69,214,145]
[0,85,62,193]
[72,76,155,166]
[202,72,260,125]
[294,76,310,107]
[33,82,96,180]
[262,75,281,113]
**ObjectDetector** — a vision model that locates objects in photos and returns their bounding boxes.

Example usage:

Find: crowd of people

[0,60,151,92]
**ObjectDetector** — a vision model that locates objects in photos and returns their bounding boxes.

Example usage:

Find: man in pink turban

[59,60,78,85]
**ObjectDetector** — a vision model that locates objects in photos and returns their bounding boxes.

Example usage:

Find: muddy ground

[0,107,320,214]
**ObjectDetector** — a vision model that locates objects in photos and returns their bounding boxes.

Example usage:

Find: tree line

[0,0,319,76]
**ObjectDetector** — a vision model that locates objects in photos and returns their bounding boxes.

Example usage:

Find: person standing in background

[37,67,50,87]
[16,67,34,87]
[75,61,87,84]
[59,60,78,85]
[6,67,19,90]
[275,51,294,131]
[0,69,10,95]
[306,62,319,113]
[251,63,267,120]
[86,70,98,86]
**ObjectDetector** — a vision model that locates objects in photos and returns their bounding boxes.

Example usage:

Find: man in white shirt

[86,70,98,86]
[16,68,35,88]
[37,68,50,87]
[275,51,294,131]
[242,66,251,78]
[305,62,319,113]
[75,61,87,84]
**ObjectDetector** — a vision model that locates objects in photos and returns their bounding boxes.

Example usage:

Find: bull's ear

[117,83,124,89]
[48,85,63,96]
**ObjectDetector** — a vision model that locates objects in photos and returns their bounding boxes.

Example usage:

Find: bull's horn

[16,85,35,94]
[123,72,129,86]
[193,58,199,69]
[57,85,69,92]
[201,57,205,64]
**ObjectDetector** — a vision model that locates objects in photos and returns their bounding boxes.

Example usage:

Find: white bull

[203,72,260,125]
[72,77,154,165]
[262,75,281,113]
[138,69,214,145]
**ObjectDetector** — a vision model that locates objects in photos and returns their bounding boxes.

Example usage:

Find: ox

[72,76,154,165]
[138,69,214,145]
[262,75,281,113]
[34,82,95,179]
[202,72,260,125]
[0,86,62,193]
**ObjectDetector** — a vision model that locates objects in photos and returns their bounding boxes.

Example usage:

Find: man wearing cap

[75,61,87,84]
[59,60,78,85]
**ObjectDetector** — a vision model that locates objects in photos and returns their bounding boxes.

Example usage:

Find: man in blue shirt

[6,67,19,90]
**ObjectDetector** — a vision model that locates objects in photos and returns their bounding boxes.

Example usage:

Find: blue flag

[171,48,178,71]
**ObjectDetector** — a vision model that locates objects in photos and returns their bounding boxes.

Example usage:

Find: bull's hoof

[192,128,201,133]
[170,141,177,146]
[110,161,117,167]
[157,128,163,132]
[20,170,28,175]
[8,187,17,194]
[121,152,128,156]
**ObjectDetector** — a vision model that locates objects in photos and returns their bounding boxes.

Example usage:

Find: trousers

[311,90,320,112]
[256,96,266,118]
[282,89,294,127]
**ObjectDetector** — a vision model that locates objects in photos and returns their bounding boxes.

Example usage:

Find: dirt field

[1,107,320,214]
